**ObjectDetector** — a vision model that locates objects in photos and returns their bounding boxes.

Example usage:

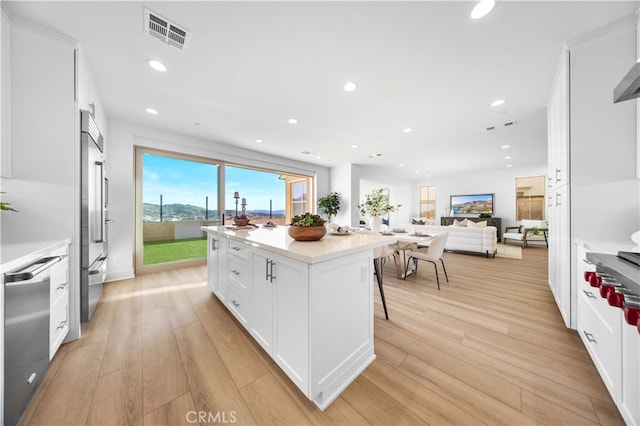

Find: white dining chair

[403,232,449,289]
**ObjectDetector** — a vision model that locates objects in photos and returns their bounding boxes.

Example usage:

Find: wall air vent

[144,8,191,51]
[504,121,517,127]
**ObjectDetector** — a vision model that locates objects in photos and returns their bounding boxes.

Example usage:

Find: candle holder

[234,191,240,218]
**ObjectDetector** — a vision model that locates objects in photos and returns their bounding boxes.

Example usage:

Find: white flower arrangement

[358,188,401,217]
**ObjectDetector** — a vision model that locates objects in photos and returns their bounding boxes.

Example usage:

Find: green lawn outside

[143,237,207,265]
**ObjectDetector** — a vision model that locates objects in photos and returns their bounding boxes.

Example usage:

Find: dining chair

[403,232,449,289]
[356,229,394,319]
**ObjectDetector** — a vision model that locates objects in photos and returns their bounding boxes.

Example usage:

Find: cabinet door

[547,48,570,191]
[272,254,310,395]
[207,234,226,301]
[250,249,274,355]
[548,185,571,327]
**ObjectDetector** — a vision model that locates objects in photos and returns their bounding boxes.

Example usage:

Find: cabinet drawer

[227,284,248,327]
[50,295,69,359]
[50,257,69,304]
[227,239,250,261]
[578,293,621,400]
[227,256,250,292]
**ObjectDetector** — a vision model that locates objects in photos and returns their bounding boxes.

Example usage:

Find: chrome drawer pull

[57,319,68,330]
[582,330,597,344]
[231,270,240,275]
[582,290,597,299]
[232,247,241,251]
[231,300,240,308]
[56,282,69,290]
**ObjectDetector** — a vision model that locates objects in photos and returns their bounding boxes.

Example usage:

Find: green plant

[290,213,326,227]
[0,192,17,212]
[358,188,401,217]
[318,192,341,222]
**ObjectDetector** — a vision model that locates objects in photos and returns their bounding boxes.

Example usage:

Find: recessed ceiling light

[351,144,359,149]
[504,156,512,160]
[426,174,432,178]
[145,108,158,115]
[403,127,413,133]
[344,82,357,92]
[256,139,263,143]
[506,164,513,168]
[399,164,405,167]
[315,155,321,159]
[471,0,495,19]
[288,118,298,124]
[491,99,506,107]
[147,59,167,72]
[414,169,420,173]
[501,145,511,149]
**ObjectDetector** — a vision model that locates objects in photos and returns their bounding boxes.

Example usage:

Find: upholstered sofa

[399,221,498,257]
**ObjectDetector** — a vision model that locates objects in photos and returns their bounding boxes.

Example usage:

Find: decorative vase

[288,225,327,241]
[370,216,382,232]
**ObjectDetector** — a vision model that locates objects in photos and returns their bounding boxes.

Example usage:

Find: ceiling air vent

[486,126,495,131]
[504,120,517,127]
[144,8,191,51]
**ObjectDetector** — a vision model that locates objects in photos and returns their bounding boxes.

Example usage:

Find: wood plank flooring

[20,246,624,425]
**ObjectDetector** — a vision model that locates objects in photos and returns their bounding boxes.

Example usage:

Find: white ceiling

[5,1,638,179]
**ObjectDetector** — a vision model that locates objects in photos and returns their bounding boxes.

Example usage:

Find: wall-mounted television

[450,193,494,215]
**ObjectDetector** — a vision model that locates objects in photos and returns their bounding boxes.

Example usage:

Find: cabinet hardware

[555,168,561,182]
[548,176,552,187]
[232,246,241,251]
[211,238,217,251]
[57,319,68,330]
[231,300,240,307]
[582,330,597,344]
[266,259,276,282]
[547,196,552,207]
[582,290,597,299]
[231,270,240,275]
[555,192,562,207]
[27,373,37,385]
[56,282,69,290]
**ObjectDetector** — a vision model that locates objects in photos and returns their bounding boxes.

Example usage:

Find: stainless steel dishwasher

[4,255,61,426]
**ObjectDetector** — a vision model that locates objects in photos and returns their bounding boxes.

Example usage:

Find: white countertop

[575,237,639,256]
[202,225,394,264]
[1,239,71,274]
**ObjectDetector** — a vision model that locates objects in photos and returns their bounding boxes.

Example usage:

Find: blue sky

[142,154,285,211]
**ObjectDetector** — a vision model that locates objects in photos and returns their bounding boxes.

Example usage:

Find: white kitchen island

[200,225,390,410]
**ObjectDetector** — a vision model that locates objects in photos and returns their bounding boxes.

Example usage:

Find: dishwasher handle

[4,256,62,283]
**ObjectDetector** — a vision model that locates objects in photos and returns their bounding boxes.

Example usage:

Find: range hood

[614,61,640,103]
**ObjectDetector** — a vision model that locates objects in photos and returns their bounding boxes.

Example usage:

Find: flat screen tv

[450,193,494,215]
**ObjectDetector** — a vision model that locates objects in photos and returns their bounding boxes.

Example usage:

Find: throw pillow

[453,218,468,227]
[467,220,487,228]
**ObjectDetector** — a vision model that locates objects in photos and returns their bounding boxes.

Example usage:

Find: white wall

[328,163,357,226]
[106,119,330,281]
[413,166,548,230]
[570,22,640,243]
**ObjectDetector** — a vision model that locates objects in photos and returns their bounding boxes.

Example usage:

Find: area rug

[496,244,522,259]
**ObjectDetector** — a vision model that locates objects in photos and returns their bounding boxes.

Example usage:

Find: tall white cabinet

[547,48,572,328]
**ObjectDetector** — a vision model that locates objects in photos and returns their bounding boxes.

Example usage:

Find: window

[419,185,436,219]
[516,176,545,220]
[284,175,313,223]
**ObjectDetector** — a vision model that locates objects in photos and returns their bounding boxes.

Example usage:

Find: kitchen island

[200,225,390,410]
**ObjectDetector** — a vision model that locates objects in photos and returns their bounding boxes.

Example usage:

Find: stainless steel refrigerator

[80,109,108,322]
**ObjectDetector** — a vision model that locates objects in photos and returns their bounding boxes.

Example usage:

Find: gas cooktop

[619,251,640,267]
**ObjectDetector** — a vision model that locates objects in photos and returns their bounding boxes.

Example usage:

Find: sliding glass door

[135,148,220,273]
[135,148,315,274]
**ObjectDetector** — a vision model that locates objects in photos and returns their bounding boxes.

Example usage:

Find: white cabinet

[548,185,571,326]
[547,49,570,192]
[250,248,275,355]
[547,47,572,328]
[49,244,70,359]
[621,320,640,425]
[206,233,226,301]
[203,229,376,410]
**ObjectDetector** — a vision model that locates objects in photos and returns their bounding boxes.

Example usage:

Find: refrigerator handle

[94,160,105,243]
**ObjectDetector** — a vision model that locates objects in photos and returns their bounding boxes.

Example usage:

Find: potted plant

[288,213,327,241]
[318,192,341,223]
[358,188,401,232]
[0,192,18,212]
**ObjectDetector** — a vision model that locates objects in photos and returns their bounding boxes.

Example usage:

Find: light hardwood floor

[20,246,624,425]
